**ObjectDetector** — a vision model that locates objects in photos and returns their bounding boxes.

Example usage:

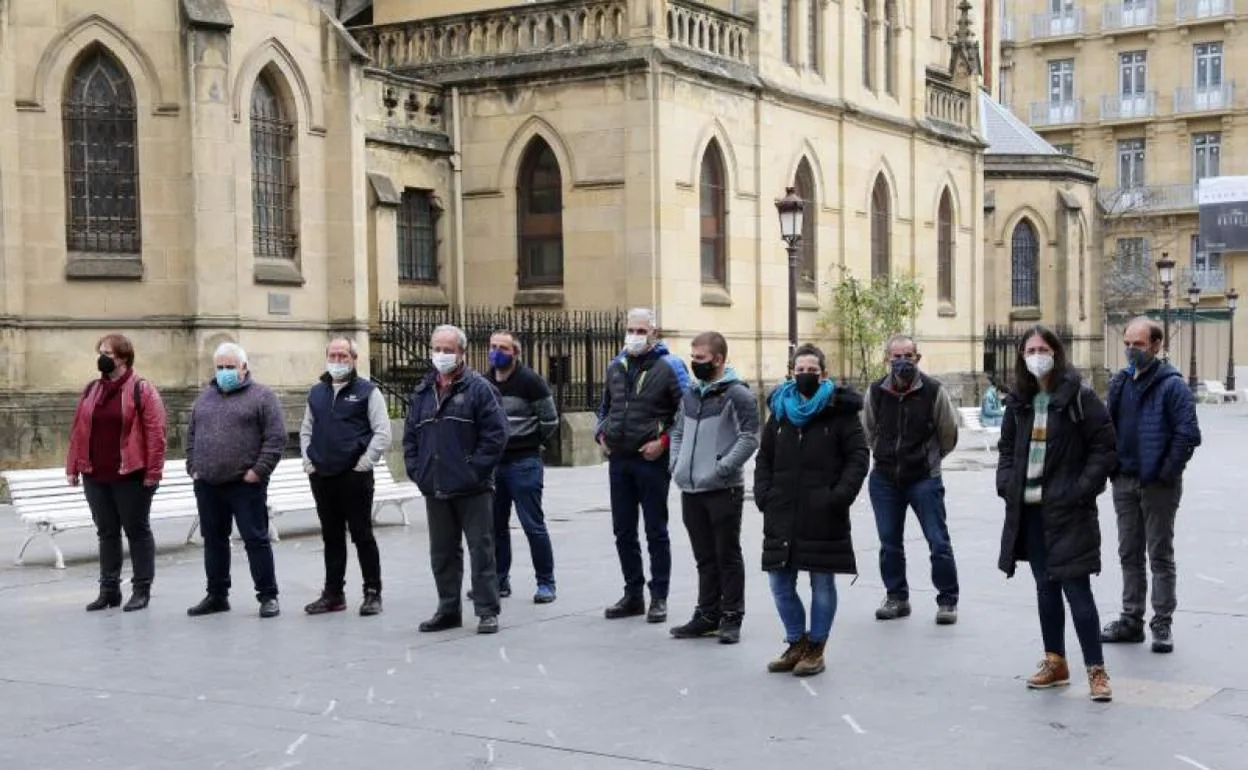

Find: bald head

[1124,317,1164,352]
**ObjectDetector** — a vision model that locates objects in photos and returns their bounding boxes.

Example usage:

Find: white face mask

[1025,353,1055,378]
[431,352,459,374]
[326,362,352,381]
[624,334,649,355]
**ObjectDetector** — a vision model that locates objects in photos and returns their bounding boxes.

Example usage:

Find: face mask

[1025,353,1055,378]
[431,352,459,375]
[691,360,717,383]
[794,372,821,398]
[97,354,116,375]
[1125,348,1154,371]
[488,350,514,370]
[891,359,918,384]
[624,334,649,355]
[215,368,241,392]
[326,362,352,381]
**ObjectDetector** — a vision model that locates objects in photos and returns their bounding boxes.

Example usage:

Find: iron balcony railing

[1100,91,1157,121]
[1174,83,1235,113]
[1178,267,1228,293]
[1001,16,1018,42]
[1176,0,1235,21]
[1030,9,1083,39]
[1103,0,1159,30]
[1098,184,1199,213]
[1029,99,1083,127]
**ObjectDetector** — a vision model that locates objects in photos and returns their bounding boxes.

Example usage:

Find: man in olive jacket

[667,331,759,644]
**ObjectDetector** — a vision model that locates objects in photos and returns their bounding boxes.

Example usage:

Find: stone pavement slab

[0,405,1246,769]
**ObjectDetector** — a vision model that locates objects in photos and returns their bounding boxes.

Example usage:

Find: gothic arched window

[1011,219,1040,307]
[700,140,727,286]
[251,73,298,261]
[517,137,564,287]
[871,174,891,279]
[938,189,954,303]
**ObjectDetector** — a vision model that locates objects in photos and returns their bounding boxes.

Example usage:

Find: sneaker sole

[1151,643,1174,654]
[646,615,668,624]
[793,665,825,677]
[875,611,911,620]
[1090,693,1113,702]
[1026,679,1071,690]
[935,616,957,625]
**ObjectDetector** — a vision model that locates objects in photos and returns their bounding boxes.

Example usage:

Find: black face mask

[794,372,821,398]
[97,354,117,375]
[691,360,718,383]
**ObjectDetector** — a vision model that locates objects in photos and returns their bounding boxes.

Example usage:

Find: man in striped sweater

[486,330,560,603]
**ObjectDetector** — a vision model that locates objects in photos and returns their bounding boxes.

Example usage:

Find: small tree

[819,268,925,385]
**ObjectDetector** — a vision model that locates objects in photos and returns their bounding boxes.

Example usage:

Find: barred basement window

[250,74,298,261]
[63,47,140,254]
[398,189,438,283]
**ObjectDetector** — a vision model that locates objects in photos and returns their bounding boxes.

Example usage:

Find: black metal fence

[370,303,625,417]
[983,323,1074,388]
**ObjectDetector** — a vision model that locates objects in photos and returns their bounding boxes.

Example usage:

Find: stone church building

[0,0,1100,468]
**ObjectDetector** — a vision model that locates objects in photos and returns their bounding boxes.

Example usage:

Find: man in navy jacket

[1102,318,1201,653]
[404,324,509,634]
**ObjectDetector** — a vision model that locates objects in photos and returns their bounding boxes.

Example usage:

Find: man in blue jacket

[404,324,509,635]
[1102,318,1201,654]
[596,307,691,624]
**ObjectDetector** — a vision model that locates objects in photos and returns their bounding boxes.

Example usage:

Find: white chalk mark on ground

[499,646,510,663]
[486,742,495,764]
[321,699,337,717]
[800,681,817,697]
[293,694,303,708]
[95,693,110,699]
[405,647,413,664]
[546,729,561,746]
[537,663,548,677]
[1175,755,1215,770]
[197,695,206,701]
[387,668,396,676]
[1195,574,1226,585]
[285,734,308,756]
[366,687,375,705]
[842,714,866,734]
[678,688,688,696]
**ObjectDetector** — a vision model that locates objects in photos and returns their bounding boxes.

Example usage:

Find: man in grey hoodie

[668,331,760,644]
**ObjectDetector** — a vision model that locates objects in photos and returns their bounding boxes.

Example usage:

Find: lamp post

[775,187,805,370]
[1187,279,1201,391]
[1226,288,1238,392]
[1157,253,1175,360]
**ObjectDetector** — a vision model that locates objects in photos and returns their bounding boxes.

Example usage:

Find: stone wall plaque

[268,292,291,316]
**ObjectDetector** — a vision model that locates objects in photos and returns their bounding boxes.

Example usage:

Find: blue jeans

[492,456,555,588]
[768,570,838,643]
[869,471,959,606]
[608,455,672,600]
[194,479,279,601]
[1024,505,1104,666]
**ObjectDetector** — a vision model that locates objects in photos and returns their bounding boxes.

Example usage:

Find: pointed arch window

[63,47,140,254]
[1011,219,1040,307]
[794,159,817,294]
[251,73,298,261]
[871,175,891,280]
[517,137,564,287]
[937,189,954,303]
[700,140,727,286]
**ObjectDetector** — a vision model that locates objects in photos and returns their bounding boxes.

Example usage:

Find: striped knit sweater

[1023,392,1051,504]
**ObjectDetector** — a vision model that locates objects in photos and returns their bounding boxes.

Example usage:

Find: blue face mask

[1125,348,1154,372]
[488,350,514,370]
[215,368,241,392]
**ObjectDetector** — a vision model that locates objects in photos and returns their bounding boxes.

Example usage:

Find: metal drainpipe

[451,86,466,324]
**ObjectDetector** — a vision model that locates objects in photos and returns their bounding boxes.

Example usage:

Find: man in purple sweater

[185,342,287,618]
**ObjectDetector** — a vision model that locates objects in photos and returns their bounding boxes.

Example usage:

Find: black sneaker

[670,611,720,639]
[304,593,346,615]
[647,598,668,624]
[875,597,911,620]
[359,591,383,617]
[259,598,281,618]
[187,595,230,617]
[419,612,463,632]
[935,604,958,625]
[718,613,743,645]
[477,615,500,634]
[604,595,646,619]
[1150,623,1174,654]
[498,578,512,599]
[1100,618,1146,644]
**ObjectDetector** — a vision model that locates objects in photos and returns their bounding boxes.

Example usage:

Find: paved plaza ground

[0,405,1246,769]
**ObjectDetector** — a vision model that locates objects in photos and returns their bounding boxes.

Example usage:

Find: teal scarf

[770,379,834,428]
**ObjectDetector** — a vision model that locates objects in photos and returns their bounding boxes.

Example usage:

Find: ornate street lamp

[775,187,805,369]
[1157,252,1175,360]
[1187,279,1201,391]
[1226,288,1238,392]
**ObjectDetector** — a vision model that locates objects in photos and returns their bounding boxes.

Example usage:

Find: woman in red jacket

[66,334,167,612]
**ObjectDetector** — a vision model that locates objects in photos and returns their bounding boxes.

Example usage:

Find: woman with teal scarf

[753,344,870,677]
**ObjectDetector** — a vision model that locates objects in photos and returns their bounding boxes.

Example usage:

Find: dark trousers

[426,491,499,617]
[1024,505,1103,666]
[681,487,745,617]
[869,471,960,606]
[608,455,672,600]
[492,456,555,588]
[193,480,279,601]
[1111,474,1182,628]
[310,470,381,595]
[83,473,155,590]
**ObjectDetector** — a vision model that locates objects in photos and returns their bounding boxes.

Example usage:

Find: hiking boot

[533,584,556,604]
[647,598,668,624]
[187,594,230,617]
[122,586,150,613]
[718,613,743,645]
[604,595,645,619]
[1100,618,1145,644]
[935,604,958,625]
[304,593,347,615]
[1025,653,1071,689]
[477,615,500,634]
[875,597,911,620]
[359,591,383,617]
[1087,664,1113,702]
[793,639,826,677]
[767,635,810,673]
[259,598,281,618]
[86,589,122,612]
[1150,623,1174,654]
[419,612,462,632]
[669,611,720,639]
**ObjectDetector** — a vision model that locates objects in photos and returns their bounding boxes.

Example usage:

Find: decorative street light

[1156,252,1175,360]
[775,186,805,369]
[1226,288,1239,392]
[1187,278,1201,391]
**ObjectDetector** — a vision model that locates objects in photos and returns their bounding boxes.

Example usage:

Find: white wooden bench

[957,406,1001,451]
[265,457,418,528]
[1201,380,1238,403]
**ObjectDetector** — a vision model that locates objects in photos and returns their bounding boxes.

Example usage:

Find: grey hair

[432,324,468,351]
[326,336,358,357]
[884,333,917,355]
[626,307,657,328]
[213,342,248,365]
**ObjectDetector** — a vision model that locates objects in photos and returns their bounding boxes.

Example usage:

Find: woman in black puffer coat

[754,344,869,678]
[996,325,1117,703]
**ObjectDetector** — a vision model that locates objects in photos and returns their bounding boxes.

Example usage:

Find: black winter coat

[995,371,1117,581]
[753,387,870,574]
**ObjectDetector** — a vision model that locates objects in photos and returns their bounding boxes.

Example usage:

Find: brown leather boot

[1087,665,1113,702]
[767,634,809,673]
[1026,653,1071,689]
[793,639,827,677]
